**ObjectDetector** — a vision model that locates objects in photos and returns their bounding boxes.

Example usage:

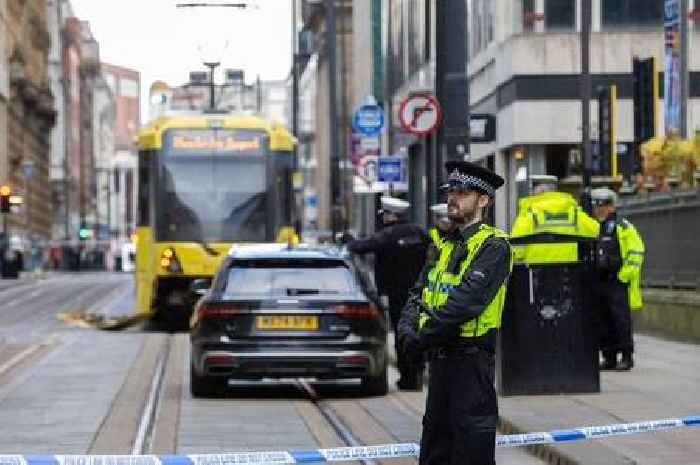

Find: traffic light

[596,85,617,177]
[79,227,92,241]
[0,185,11,213]
[633,57,658,143]
[632,57,659,178]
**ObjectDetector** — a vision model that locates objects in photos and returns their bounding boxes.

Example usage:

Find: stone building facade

[3,0,56,242]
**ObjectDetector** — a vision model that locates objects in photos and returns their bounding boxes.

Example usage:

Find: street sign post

[377,155,408,192]
[399,92,442,136]
[378,157,402,183]
[352,103,385,136]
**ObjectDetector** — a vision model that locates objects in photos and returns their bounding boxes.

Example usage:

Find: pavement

[496,333,700,465]
[387,330,699,465]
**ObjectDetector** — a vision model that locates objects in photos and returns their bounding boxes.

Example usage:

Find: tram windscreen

[156,129,268,242]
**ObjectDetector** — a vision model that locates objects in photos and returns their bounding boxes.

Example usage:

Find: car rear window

[224,259,356,297]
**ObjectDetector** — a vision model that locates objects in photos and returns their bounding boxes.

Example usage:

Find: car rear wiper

[285,288,340,296]
[198,241,220,257]
[286,288,321,296]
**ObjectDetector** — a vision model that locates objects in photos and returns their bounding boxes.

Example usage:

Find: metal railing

[618,188,700,289]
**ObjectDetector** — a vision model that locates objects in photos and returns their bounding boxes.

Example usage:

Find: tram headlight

[160,248,182,273]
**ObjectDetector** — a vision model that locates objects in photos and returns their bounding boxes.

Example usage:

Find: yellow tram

[135,114,295,327]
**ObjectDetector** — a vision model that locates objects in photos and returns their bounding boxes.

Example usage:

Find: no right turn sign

[399,92,442,136]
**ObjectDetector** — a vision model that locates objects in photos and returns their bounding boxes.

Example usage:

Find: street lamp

[22,159,35,241]
[580,0,593,213]
[176,2,256,111]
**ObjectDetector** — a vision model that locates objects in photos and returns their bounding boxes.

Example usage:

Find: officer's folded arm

[396,268,430,357]
[418,238,511,349]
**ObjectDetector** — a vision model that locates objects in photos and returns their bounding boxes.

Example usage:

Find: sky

[70,0,294,120]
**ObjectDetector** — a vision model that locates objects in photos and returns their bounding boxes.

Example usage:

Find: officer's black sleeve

[408,261,430,300]
[346,229,392,255]
[395,251,432,350]
[418,237,511,348]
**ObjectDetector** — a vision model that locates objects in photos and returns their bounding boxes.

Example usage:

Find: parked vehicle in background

[189,244,389,397]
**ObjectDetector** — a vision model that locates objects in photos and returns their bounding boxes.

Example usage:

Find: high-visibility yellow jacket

[419,224,512,338]
[428,227,442,248]
[510,191,599,265]
[510,191,600,239]
[615,219,645,309]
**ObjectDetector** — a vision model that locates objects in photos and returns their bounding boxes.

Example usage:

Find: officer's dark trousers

[594,280,633,353]
[420,349,497,465]
[387,291,424,385]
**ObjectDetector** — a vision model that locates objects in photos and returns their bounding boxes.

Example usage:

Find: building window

[522,0,536,33]
[120,78,140,98]
[104,73,117,94]
[545,0,575,31]
[602,0,664,28]
[471,0,495,56]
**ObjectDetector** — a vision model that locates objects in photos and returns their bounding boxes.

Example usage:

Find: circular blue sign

[352,104,385,136]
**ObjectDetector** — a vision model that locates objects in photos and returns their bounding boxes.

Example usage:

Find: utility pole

[580,0,593,213]
[203,61,220,111]
[680,0,689,138]
[435,0,469,175]
[326,0,340,240]
[291,0,304,234]
[291,0,299,157]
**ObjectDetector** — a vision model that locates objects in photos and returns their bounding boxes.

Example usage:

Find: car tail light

[339,355,369,365]
[330,303,380,319]
[196,303,246,319]
[204,354,237,365]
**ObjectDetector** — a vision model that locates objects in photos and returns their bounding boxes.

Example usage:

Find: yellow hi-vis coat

[615,219,645,309]
[510,191,600,265]
[419,224,512,338]
[511,191,600,239]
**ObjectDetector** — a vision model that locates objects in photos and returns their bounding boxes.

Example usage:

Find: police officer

[511,175,599,240]
[346,196,428,390]
[591,187,645,371]
[428,203,452,246]
[398,161,511,465]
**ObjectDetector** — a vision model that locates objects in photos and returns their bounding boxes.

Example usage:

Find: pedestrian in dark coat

[347,196,429,390]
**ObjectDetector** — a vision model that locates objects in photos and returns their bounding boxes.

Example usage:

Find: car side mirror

[190,278,211,296]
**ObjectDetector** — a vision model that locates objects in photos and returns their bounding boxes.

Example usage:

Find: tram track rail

[132,334,172,455]
[295,379,377,465]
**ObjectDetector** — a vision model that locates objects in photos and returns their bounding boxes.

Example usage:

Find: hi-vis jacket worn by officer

[417,223,513,343]
[609,218,645,309]
[511,191,599,238]
[510,191,599,265]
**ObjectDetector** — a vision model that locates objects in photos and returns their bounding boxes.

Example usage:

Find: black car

[189,244,388,397]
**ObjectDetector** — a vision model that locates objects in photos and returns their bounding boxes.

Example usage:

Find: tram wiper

[198,241,220,256]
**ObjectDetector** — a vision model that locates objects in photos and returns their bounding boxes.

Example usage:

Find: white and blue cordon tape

[1,415,697,465]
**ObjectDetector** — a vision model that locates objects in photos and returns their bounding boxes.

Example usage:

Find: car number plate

[256,315,319,330]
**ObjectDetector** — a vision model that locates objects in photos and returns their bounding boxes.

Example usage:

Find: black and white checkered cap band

[448,169,495,197]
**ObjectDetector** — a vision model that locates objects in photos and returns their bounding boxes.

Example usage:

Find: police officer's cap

[530,174,558,185]
[591,187,618,205]
[380,196,410,214]
[430,203,448,218]
[443,161,504,197]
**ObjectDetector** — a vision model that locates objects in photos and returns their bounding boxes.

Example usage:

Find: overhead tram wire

[178,3,257,111]
[176,3,252,8]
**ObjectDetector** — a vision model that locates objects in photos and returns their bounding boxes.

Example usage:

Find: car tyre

[360,364,388,396]
[190,362,226,398]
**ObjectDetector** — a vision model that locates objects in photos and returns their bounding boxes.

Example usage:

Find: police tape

[0,415,698,465]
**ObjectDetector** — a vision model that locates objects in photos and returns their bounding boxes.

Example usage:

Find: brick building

[100,62,140,240]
